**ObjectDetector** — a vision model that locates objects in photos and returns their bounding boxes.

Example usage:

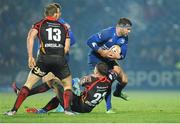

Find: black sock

[113,76,127,95]
[28,83,50,96]
[113,83,127,96]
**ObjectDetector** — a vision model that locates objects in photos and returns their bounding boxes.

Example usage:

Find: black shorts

[89,60,119,71]
[31,54,71,80]
[106,60,119,70]
[71,95,94,113]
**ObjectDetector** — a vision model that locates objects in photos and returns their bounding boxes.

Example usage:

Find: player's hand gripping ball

[110,45,121,55]
[108,45,121,59]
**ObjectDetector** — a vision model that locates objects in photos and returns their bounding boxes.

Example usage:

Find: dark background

[0,0,180,91]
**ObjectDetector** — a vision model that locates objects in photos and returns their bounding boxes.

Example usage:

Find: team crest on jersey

[108,38,113,42]
[120,39,125,44]
[92,42,97,47]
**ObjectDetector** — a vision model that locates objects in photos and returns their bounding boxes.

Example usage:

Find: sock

[63,89,73,111]
[54,84,64,106]
[12,86,30,111]
[105,92,112,111]
[43,96,59,111]
[29,83,50,96]
[113,83,127,95]
[113,76,127,95]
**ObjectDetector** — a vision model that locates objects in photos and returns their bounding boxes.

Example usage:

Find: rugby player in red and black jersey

[5,3,73,116]
[26,62,118,114]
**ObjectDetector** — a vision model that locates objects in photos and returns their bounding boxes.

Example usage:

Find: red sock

[63,89,73,111]
[12,86,30,111]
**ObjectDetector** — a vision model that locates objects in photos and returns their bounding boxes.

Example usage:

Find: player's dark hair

[44,4,59,17]
[96,62,109,76]
[118,18,132,27]
[53,3,62,10]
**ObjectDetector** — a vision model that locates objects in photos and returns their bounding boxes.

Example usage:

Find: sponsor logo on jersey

[92,42,97,48]
[108,38,113,42]
[33,67,46,77]
[96,86,108,89]
[45,43,63,48]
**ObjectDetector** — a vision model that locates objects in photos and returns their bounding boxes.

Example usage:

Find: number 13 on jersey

[46,28,61,42]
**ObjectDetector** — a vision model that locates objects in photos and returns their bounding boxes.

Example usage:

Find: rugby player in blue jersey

[87,18,132,113]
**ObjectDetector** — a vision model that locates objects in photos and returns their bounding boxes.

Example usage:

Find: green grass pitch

[0,91,180,123]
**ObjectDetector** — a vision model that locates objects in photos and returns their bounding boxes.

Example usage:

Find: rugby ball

[110,45,121,54]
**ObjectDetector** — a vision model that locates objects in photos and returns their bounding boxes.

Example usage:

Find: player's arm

[86,28,112,58]
[64,27,70,54]
[65,24,76,46]
[64,21,76,46]
[27,28,38,69]
[119,43,127,60]
[107,53,121,60]
[79,75,92,86]
[64,38,70,54]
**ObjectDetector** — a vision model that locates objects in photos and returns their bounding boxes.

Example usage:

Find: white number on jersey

[91,92,107,105]
[46,28,61,42]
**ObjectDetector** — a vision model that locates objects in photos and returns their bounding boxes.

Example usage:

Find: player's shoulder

[32,19,45,29]
[107,70,118,81]
[101,27,115,33]
[33,19,44,25]
[96,27,115,38]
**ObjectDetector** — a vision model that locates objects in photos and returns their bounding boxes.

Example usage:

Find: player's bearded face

[116,26,131,36]
[124,27,131,36]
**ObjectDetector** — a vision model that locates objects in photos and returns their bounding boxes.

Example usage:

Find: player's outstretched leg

[12,82,51,96]
[113,76,129,101]
[113,66,129,101]
[4,86,30,116]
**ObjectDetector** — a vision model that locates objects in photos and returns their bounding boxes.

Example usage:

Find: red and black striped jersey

[81,71,117,107]
[32,16,69,56]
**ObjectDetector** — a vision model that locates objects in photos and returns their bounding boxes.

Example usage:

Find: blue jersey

[58,18,76,46]
[87,27,128,64]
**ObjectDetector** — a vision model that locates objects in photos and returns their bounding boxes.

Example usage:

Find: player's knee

[46,80,53,88]
[64,86,72,91]
[122,75,128,84]
[24,83,32,89]
[113,67,121,75]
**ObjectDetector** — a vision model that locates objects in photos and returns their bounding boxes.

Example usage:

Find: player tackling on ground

[26,62,118,113]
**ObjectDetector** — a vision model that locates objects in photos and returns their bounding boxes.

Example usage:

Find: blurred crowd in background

[0,0,180,90]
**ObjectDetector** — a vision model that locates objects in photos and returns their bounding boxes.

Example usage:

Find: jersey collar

[45,16,58,21]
